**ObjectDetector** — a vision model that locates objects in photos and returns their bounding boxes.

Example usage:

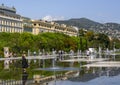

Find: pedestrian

[22,54,28,69]
[86,50,90,56]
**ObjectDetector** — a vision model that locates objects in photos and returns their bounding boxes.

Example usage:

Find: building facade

[0,4,78,36]
[31,20,78,36]
[22,16,33,32]
[0,4,23,33]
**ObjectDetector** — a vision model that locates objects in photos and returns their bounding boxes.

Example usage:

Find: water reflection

[22,69,28,85]
[48,67,120,85]
[69,67,120,82]
[49,75,120,85]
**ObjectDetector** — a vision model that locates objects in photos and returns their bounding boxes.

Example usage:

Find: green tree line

[0,31,120,57]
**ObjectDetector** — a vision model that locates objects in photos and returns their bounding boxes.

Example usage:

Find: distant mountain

[104,23,120,30]
[55,18,120,39]
[55,18,103,29]
[55,18,120,31]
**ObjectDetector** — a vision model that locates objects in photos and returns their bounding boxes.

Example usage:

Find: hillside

[55,18,102,29]
[55,18,120,30]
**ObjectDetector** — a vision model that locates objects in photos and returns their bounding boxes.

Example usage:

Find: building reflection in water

[68,67,120,82]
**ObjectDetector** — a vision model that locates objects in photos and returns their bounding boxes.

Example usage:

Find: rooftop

[0,4,16,13]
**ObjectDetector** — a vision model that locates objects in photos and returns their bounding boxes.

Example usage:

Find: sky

[1,0,120,23]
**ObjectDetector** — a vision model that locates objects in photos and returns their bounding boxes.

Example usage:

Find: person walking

[22,54,28,69]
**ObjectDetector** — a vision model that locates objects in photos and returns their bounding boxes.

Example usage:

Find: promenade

[0,50,120,85]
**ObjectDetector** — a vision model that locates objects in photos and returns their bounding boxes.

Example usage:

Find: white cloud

[42,15,64,21]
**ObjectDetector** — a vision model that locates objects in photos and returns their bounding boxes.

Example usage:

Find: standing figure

[58,50,62,60]
[33,51,37,63]
[86,50,90,59]
[22,54,28,69]
[86,50,90,56]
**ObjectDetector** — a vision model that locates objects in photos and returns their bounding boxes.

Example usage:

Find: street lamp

[85,38,88,50]
[113,42,116,60]
[40,41,45,55]
[33,51,37,63]
[39,41,42,51]
[78,30,83,52]
[113,42,115,52]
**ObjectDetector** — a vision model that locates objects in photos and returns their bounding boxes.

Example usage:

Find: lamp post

[113,42,115,60]
[39,41,46,68]
[80,35,82,52]
[113,42,115,51]
[85,38,88,50]
[40,41,45,55]
[78,29,83,52]
[39,41,41,50]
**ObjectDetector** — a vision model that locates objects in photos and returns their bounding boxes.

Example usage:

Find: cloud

[42,15,64,21]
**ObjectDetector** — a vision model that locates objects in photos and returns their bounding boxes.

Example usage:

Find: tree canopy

[0,31,119,57]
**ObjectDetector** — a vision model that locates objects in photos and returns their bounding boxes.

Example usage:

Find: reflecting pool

[49,75,120,85]
[48,67,120,85]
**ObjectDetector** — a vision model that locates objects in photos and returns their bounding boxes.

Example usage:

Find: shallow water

[49,75,120,85]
